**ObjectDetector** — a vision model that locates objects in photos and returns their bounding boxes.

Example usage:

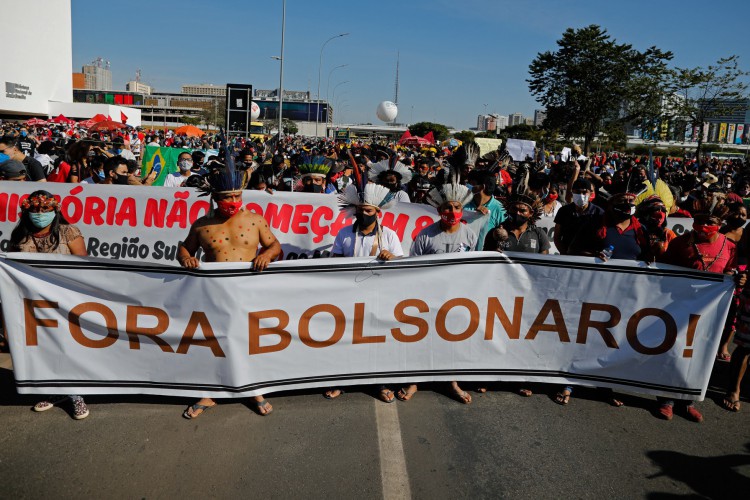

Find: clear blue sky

[72,0,750,130]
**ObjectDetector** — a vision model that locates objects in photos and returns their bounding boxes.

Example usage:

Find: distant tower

[393,52,400,107]
[136,69,142,82]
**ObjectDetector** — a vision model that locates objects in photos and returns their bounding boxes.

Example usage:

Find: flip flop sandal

[518,389,533,397]
[183,402,216,419]
[723,398,741,412]
[454,390,472,404]
[323,388,344,400]
[555,387,573,406]
[396,388,417,402]
[379,389,396,403]
[255,399,273,416]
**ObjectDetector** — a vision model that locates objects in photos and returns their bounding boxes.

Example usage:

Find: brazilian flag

[141,146,191,186]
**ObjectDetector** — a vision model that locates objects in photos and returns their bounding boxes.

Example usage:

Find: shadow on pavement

[645,443,750,499]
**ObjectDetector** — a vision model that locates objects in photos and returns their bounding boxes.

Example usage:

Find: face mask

[303,183,324,193]
[509,213,530,227]
[440,210,463,226]
[178,159,193,171]
[649,212,667,226]
[572,193,589,207]
[20,131,27,137]
[693,224,720,237]
[0,153,9,163]
[216,200,243,218]
[29,211,56,229]
[386,182,400,192]
[115,149,122,155]
[97,170,105,179]
[726,216,746,229]
[545,193,559,202]
[355,212,378,228]
[540,188,549,199]
[114,174,130,185]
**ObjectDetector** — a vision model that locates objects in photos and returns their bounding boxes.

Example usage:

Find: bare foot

[324,388,344,399]
[451,382,472,404]
[396,385,418,402]
[723,392,741,412]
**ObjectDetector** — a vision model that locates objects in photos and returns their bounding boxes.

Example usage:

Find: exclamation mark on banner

[683,314,700,358]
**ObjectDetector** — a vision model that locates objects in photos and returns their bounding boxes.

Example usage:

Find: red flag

[120,111,128,124]
[106,115,112,122]
[397,129,412,144]
[423,131,435,144]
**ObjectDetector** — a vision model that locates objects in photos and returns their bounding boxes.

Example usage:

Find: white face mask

[178,159,193,171]
[572,193,590,207]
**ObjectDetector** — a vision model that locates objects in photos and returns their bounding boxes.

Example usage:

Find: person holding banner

[553,179,604,255]
[177,140,282,419]
[323,182,404,402]
[9,190,90,420]
[659,208,739,422]
[407,173,478,404]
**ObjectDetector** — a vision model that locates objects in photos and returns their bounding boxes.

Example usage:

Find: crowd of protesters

[1,117,749,422]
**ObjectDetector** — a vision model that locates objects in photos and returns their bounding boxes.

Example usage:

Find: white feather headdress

[368,159,413,185]
[424,182,474,209]
[338,183,396,215]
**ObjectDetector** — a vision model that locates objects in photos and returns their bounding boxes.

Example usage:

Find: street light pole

[326,64,348,132]
[316,32,349,138]
[278,0,286,139]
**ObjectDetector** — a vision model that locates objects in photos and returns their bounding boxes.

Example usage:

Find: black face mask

[355,213,378,228]
[508,213,530,227]
[611,203,635,222]
[726,216,746,229]
[114,174,130,185]
[303,183,324,193]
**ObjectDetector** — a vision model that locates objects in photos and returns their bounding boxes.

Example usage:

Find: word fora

[23,297,700,358]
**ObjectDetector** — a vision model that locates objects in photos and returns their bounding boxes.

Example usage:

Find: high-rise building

[476,114,487,131]
[524,117,534,126]
[533,109,547,127]
[82,58,112,91]
[181,84,226,96]
[496,115,508,130]
[508,112,524,126]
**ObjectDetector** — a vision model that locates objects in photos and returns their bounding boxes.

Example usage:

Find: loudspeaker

[226,83,253,136]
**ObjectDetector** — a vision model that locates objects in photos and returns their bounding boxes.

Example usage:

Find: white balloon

[376,101,398,122]
[250,101,261,121]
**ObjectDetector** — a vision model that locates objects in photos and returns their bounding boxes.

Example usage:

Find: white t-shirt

[541,200,562,218]
[163,172,193,187]
[387,190,411,203]
[331,224,404,257]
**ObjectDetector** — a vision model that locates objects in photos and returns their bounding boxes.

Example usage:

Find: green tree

[282,118,299,135]
[453,130,476,143]
[180,115,201,126]
[664,56,749,158]
[200,98,226,128]
[409,121,450,142]
[528,25,672,153]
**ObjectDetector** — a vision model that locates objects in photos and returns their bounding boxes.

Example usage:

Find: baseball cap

[0,159,27,179]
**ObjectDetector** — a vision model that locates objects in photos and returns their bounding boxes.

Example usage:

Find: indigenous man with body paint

[177,133,282,419]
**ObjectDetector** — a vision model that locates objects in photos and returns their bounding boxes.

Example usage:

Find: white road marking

[375,399,412,500]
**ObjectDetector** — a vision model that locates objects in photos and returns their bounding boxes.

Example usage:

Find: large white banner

[0,182,485,265]
[0,252,733,400]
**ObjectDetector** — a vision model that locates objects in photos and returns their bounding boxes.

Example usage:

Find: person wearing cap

[0,136,46,181]
[0,159,29,181]
[108,137,136,161]
[553,178,604,255]
[323,182,404,402]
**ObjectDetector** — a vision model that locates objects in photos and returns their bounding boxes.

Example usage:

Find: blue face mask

[115,149,122,155]
[97,170,105,179]
[0,153,9,163]
[29,212,56,229]
[20,131,27,137]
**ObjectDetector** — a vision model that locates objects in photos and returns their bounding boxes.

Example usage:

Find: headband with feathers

[503,193,543,225]
[338,183,396,215]
[195,129,247,197]
[424,156,473,208]
[298,154,332,178]
[368,158,413,185]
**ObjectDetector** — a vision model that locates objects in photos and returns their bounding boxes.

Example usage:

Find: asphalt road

[1,354,749,499]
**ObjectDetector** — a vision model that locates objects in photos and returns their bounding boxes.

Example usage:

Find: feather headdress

[195,129,247,197]
[338,183,396,215]
[298,154,332,178]
[368,158,413,185]
[424,158,473,209]
[503,193,543,225]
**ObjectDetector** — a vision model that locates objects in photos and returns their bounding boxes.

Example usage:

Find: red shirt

[46,160,72,183]
[661,232,737,273]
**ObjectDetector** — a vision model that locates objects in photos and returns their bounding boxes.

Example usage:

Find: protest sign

[505,138,536,161]
[0,252,732,400]
[0,183,486,265]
